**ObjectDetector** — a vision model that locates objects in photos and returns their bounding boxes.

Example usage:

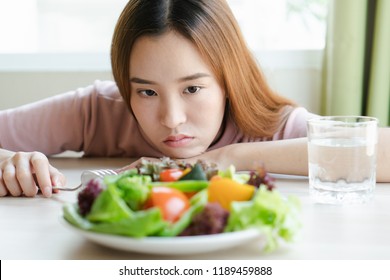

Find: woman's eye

[138,89,157,97]
[184,86,201,94]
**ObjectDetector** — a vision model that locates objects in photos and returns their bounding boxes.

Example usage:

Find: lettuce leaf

[86,184,133,222]
[225,186,301,252]
[63,203,167,237]
[218,165,250,184]
[113,174,152,211]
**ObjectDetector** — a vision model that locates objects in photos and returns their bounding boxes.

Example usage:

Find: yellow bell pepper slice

[207,178,255,210]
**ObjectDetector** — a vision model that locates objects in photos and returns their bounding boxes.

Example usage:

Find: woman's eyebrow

[177,73,211,82]
[130,77,156,85]
[130,73,211,85]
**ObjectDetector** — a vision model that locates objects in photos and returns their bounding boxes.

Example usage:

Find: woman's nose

[160,97,187,129]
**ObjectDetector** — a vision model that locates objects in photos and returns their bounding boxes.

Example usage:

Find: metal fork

[53,169,118,191]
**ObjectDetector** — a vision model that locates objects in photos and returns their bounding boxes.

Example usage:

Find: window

[0,0,328,113]
[227,0,327,51]
[0,0,128,53]
[0,0,327,54]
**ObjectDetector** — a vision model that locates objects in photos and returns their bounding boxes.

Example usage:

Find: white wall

[0,71,113,109]
[0,51,323,114]
[265,68,322,114]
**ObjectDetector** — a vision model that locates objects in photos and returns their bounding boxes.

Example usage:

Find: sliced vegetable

[207,178,255,210]
[159,169,184,182]
[146,186,190,222]
[166,180,209,192]
[179,163,207,181]
[158,189,208,237]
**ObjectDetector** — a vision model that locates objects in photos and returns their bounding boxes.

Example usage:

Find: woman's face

[129,31,226,158]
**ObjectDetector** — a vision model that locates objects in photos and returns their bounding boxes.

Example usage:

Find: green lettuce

[111,174,152,211]
[63,203,166,237]
[218,165,250,184]
[225,186,301,252]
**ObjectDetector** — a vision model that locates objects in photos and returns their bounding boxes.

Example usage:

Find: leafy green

[113,174,152,211]
[85,172,152,221]
[225,186,301,252]
[218,165,250,184]
[86,184,132,222]
[63,203,167,237]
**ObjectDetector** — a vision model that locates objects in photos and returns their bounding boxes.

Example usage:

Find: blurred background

[0,0,328,114]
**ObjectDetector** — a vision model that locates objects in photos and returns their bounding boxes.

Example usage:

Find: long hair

[111,0,295,138]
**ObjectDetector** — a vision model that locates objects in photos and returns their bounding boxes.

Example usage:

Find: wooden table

[1,157,390,260]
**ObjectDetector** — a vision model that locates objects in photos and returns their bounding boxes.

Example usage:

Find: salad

[63,158,301,252]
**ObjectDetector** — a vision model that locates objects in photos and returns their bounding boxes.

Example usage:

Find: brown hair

[111,0,295,138]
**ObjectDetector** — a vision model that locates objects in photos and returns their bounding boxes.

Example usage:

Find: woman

[0,0,388,197]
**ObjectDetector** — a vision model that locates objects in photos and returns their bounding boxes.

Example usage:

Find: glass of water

[307,116,378,204]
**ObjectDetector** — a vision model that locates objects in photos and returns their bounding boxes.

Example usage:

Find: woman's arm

[118,128,390,183]
[377,127,390,182]
[124,138,309,176]
[0,89,83,197]
[192,127,390,182]
[195,138,309,175]
[0,81,123,197]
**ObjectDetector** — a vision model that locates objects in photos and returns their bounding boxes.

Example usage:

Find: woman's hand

[0,150,66,197]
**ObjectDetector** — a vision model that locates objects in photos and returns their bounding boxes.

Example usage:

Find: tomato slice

[147,186,190,222]
[159,169,184,182]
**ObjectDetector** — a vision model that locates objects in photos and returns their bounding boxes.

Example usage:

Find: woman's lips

[163,135,194,148]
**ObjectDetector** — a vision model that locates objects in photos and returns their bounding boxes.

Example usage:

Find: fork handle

[80,170,102,185]
[52,171,101,191]
[52,183,82,191]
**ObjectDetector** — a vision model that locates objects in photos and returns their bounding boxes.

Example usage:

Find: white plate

[62,219,264,255]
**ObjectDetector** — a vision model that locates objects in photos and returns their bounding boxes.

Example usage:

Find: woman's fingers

[30,152,53,197]
[0,151,65,197]
[49,165,66,191]
[15,155,38,197]
[0,169,8,196]
[2,163,23,196]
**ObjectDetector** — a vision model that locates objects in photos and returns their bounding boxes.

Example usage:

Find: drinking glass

[307,116,378,204]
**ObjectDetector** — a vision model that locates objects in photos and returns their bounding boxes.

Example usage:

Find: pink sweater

[0,80,317,157]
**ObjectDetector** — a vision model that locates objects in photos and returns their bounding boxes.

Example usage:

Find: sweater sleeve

[0,80,123,155]
[0,80,163,157]
[280,107,319,139]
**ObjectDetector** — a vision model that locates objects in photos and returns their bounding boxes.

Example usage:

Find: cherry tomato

[146,186,190,222]
[159,169,183,182]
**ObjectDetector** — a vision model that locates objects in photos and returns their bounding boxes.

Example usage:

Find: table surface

[1,157,390,260]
